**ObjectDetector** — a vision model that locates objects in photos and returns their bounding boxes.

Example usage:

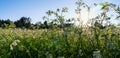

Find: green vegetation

[0,0,120,58]
[0,25,120,58]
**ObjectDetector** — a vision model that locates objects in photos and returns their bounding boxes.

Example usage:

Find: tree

[0,19,16,28]
[43,21,48,29]
[14,17,31,28]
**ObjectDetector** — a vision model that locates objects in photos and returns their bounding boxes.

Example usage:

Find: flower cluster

[10,39,20,51]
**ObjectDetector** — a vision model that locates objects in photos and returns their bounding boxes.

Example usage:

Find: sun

[75,5,102,26]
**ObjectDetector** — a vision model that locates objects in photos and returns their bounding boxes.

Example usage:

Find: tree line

[0,7,75,29]
[0,16,74,29]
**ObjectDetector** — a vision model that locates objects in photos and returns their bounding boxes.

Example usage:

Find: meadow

[0,0,120,58]
[0,25,120,58]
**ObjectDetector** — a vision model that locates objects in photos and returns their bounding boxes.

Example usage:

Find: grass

[0,26,120,58]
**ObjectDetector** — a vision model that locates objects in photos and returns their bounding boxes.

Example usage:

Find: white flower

[79,49,82,55]
[10,45,13,51]
[93,50,101,58]
[12,41,17,46]
[10,39,20,51]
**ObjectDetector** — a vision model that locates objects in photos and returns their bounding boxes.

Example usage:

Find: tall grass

[0,26,120,58]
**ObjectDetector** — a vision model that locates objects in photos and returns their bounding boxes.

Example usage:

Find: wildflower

[10,39,20,51]
[79,49,82,55]
[10,45,13,51]
[77,49,82,56]
[58,56,65,58]
[93,49,101,58]
[45,52,53,58]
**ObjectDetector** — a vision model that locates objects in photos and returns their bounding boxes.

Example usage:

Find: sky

[0,0,120,24]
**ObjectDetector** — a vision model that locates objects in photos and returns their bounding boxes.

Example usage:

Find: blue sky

[0,0,75,23]
[0,0,120,23]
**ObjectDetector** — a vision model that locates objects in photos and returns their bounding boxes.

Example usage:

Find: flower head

[10,39,20,51]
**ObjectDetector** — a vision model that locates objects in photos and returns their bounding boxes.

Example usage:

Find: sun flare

[75,5,102,26]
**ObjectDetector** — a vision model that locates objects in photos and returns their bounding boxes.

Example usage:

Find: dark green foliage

[14,17,31,29]
[0,19,16,29]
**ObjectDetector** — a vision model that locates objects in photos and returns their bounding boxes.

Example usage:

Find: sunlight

[75,5,102,26]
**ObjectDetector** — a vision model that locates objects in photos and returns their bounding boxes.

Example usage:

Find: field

[0,26,120,58]
[0,0,120,58]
